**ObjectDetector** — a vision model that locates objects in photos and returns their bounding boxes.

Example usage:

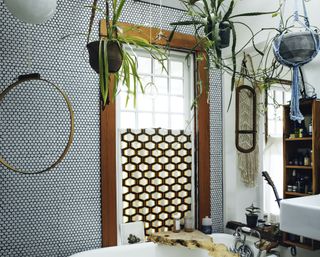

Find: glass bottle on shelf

[298,176,305,193]
[296,174,301,192]
[308,120,312,136]
[292,170,297,192]
[298,155,304,166]
[304,151,310,166]
[304,176,310,194]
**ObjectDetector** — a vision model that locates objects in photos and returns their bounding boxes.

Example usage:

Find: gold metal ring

[0,75,75,174]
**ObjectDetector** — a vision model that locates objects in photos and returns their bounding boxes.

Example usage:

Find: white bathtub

[70,233,277,257]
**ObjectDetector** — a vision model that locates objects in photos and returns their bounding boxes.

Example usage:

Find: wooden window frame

[100,20,210,247]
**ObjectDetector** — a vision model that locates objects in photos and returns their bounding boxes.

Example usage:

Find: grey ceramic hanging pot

[275,31,320,65]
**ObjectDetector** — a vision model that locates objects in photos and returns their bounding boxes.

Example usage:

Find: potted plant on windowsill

[87,0,167,107]
[245,203,260,228]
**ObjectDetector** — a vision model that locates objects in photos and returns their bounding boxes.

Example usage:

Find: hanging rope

[273,0,319,123]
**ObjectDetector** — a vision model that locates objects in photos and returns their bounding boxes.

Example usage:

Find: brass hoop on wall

[0,73,75,174]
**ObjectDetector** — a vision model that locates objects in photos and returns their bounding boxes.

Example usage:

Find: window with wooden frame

[100,21,210,247]
[116,49,195,237]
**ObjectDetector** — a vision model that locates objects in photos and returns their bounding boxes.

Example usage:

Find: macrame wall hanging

[273,0,320,123]
[236,55,260,187]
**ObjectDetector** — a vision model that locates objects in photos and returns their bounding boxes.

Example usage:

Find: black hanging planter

[87,40,123,74]
[275,31,320,65]
[246,214,258,228]
[218,22,231,49]
[205,21,231,49]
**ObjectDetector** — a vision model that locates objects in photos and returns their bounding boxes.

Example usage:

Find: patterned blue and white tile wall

[0,0,223,256]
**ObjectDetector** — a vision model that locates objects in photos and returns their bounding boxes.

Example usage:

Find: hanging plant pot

[274,31,320,65]
[218,22,231,49]
[87,40,123,74]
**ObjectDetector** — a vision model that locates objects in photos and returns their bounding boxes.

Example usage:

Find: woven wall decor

[120,128,192,235]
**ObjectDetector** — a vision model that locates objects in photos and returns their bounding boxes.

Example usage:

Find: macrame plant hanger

[273,0,320,123]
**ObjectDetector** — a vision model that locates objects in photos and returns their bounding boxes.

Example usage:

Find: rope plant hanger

[0,74,75,174]
[273,0,320,122]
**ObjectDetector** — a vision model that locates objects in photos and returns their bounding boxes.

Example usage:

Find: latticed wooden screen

[120,128,193,235]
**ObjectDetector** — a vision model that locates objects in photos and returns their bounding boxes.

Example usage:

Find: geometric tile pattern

[120,128,192,235]
[0,0,223,255]
[209,68,224,233]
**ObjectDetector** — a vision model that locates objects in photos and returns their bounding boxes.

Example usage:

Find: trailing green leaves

[168,0,282,110]
[86,0,168,108]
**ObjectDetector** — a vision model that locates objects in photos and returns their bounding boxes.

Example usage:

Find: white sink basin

[280,194,320,240]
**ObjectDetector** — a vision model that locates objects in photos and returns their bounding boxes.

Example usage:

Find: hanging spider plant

[169,0,280,107]
[87,0,167,107]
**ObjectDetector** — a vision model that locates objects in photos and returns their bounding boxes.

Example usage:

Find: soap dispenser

[201,216,212,234]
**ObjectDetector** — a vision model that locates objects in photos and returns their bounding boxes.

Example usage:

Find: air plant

[169,0,280,107]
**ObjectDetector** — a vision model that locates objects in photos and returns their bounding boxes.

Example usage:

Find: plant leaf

[170,20,204,26]
[227,21,237,112]
[103,39,109,106]
[222,0,234,21]
[202,0,211,16]
[230,10,279,19]
[114,0,126,25]
[99,39,106,106]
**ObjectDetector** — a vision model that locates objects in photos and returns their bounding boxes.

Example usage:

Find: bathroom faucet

[231,227,254,257]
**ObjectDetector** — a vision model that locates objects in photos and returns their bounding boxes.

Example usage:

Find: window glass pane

[121,112,136,129]
[170,61,183,77]
[284,91,291,104]
[138,113,153,128]
[138,94,153,112]
[268,105,275,120]
[155,113,169,128]
[155,96,169,112]
[268,119,275,136]
[154,77,168,95]
[275,90,283,105]
[140,76,152,93]
[276,106,283,120]
[171,114,185,130]
[170,79,184,95]
[138,57,152,74]
[154,60,168,76]
[170,96,184,113]
[120,92,135,111]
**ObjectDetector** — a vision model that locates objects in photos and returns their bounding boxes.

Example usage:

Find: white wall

[223,1,320,256]
[223,71,263,224]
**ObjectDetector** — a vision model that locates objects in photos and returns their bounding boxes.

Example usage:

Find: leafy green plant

[169,0,279,107]
[245,203,261,216]
[87,0,167,107]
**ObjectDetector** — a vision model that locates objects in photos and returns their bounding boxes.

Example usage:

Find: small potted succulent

[245,203,260,228]
[86,0,166,107]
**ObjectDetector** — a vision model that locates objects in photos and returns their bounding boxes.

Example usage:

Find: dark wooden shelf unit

[285,137,312,141]
[282,99,320,251]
